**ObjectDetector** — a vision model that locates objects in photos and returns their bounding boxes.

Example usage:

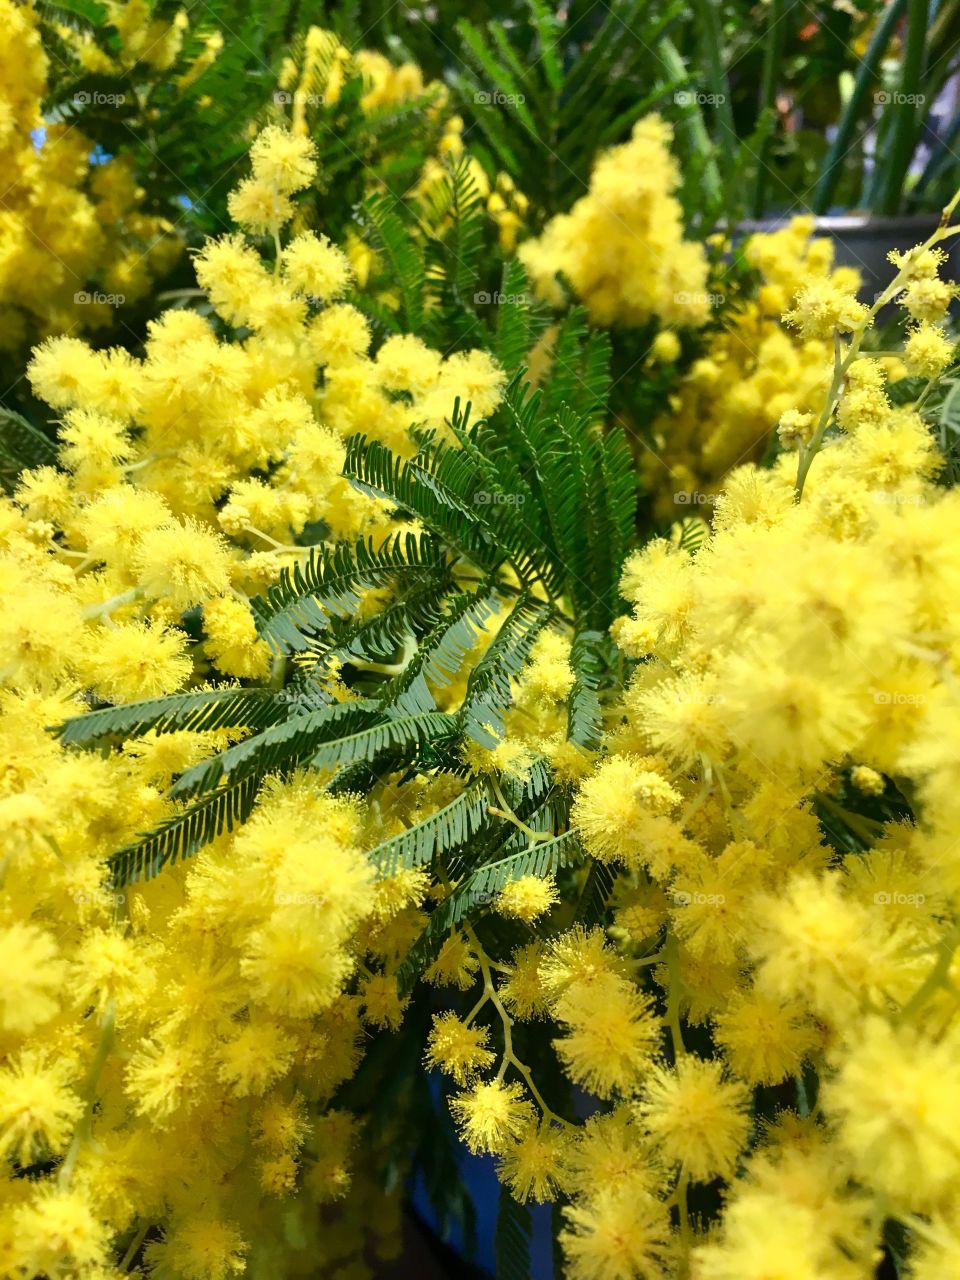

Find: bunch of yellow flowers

[0,0,187,353]
[0,125,504,1276]
[5,48,960,1274]
[519,116,711,330]
[642,216,867,522]
[550,231,958,1278]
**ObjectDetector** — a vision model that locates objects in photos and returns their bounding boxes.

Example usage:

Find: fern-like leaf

[0,407,58,493]
[460,596,555,747]
[55,687,284,746]
[169,700,382,799]
[250,531,446,653]
[567,630,605,751]
[360,189,426,332]
[494,1187,532,1280]
[397,830,583,995]
[109,774,261,886]
[366,778,491,875]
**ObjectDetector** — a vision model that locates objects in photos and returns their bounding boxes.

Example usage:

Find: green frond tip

[249,531,446,653]
[54,687,285,747]
[396,830,584,996]
[366,778,491,876]
[108,774,261,887]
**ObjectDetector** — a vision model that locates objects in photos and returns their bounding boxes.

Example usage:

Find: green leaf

[382,583,503,717]
[169,700,382,799]
[310,711,460,776]
[493,260,545,372]
[367,777,491,875]
[360,188,426,332]
[460,596,556,747]
[0,408,57,494]
[573,857,617,928]
[396,830,583,995]
[494,1185,532,1280]
[55,687,284,746]
[567,630,605,751]
[250,531,446,653]
[676,517,708,556]
[109,774,261,886]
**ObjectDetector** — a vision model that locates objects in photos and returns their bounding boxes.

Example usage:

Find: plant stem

[59,1000,116,1188]
[120,1222,150,1271]
[896,925,960,1023]
[663,930,686,1060]
[82,587,143,620]
[464,924,575,1130]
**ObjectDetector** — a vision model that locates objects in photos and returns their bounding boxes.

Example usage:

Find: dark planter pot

[737,213,959,304]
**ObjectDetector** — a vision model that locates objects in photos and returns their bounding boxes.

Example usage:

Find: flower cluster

[519,116,711,329]
[570,232,960,1277]
[642,216,870,521]
[0,123,505,1275]
[384,220,960,1280]
[0,0,181,351]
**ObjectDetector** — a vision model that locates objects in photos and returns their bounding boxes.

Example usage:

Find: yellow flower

[635,1057,750,1181]
[560,1186,672,1280]
[449,1079,535,1155]
[424,1012,495,1084]
[497,1120,572,1203]
[496,874,560,922]
[0,1052,82,1163]
[553,973,661,1099]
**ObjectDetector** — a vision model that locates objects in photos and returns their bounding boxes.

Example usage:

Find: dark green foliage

[450,0,687,217]
[108,773,262,886]
[352,167,550,364]
[367,778,491,875]
[0,408,58,495]
[250,532,449,653]
[494,1186,533,1280]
